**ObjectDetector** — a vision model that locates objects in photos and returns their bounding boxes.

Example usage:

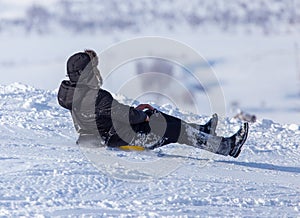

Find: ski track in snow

[0,83,299,217]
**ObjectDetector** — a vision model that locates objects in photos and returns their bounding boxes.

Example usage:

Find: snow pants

[107,110,203,149]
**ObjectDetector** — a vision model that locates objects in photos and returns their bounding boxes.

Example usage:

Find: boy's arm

[111,100,148,124]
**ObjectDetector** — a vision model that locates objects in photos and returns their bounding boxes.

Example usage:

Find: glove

[145,108,159,117]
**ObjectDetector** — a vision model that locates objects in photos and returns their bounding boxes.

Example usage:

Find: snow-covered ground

[1,0,300,216]
[0,83,299,217]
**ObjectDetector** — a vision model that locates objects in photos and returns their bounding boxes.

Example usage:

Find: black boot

[228,123,249,158]
[216,123,249,158]
[190,113,218,135]
[201,113,218,135]
[196,123,248,158]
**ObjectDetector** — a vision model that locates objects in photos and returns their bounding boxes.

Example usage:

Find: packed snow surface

[1,0,299,216]
[0,83,299,217]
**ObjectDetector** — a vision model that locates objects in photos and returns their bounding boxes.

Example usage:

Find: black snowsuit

[57,51,242,156]
[58,80,186,149]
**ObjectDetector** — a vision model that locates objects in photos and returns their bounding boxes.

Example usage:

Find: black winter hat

[67,52,91,83]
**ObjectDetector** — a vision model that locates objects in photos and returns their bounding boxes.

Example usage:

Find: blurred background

[0,0,299,124]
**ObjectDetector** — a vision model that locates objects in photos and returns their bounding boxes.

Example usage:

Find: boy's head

[66,49,102,86]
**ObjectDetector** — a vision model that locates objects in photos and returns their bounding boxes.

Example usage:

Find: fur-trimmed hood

[66,50,102,89]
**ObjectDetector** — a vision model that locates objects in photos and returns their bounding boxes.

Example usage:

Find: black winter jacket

[58,80,147,142]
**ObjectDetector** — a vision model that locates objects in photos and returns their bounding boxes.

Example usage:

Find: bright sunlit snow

[0,0,300,217]
[0,83,299,217]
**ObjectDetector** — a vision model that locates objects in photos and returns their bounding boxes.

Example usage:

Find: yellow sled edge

[119,145,146,151]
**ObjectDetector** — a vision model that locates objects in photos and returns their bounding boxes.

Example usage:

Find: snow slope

[0,83,299,217]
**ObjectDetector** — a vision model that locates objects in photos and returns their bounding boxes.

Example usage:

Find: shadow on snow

[216,160,300,174]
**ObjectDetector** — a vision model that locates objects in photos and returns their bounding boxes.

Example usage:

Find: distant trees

[1,0,300,35]
[25,5,51,34]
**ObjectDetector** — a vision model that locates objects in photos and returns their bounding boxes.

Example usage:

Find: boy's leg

[148,111,218,146]
[130,110,248,158]
[145,111,182,149]
[153,111,248,158]
[145,111,218,150]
